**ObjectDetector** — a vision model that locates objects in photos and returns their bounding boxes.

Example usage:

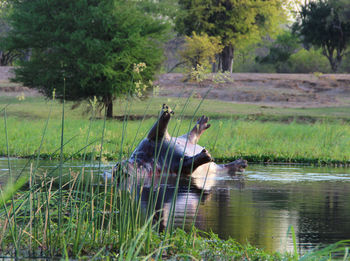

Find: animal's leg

[147,104,174,141]
[181,149,213,175]
[185,116,211,144]
[218,159,248,175]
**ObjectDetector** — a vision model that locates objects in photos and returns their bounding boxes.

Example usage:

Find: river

[1,158,350,254]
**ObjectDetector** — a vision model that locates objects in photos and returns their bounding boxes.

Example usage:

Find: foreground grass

[0,153,293,260]
[1,167,348,260]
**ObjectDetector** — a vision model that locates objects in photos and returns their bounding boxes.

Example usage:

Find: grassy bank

[2,95,350,122]
[1,95,350,164]
[1,117,350,164]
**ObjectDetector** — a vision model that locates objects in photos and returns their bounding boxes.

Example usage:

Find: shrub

[180,32,223,70]
[287,48,331,73]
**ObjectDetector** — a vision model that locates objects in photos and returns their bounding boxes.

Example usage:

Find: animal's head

[112,160,128,176]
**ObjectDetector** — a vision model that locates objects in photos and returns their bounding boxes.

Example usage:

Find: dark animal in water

[114,104,247,177]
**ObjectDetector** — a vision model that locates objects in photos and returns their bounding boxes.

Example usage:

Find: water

[1,158,350,254]
[168,165,350,253]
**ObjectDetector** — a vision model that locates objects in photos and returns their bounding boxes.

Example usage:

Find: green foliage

[330,0,350,22]
[293,0,350,72]
[168,229,292,260]
[257,30,300,73]
[180,32,223,70]
[176,0,286,47]
[231,42,274,73]
[288,48,331,73]
[4,0,168,117]
[0,1,24,66]
[234,44,332,74]
[176,0,288,71]
[137,0,179,21]
[339,53,350,73]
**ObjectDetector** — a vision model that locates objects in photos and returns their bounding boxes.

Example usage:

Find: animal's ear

[147,104,173,140]
[162,104,174,115]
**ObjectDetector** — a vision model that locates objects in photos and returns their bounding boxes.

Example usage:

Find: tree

[293,0,350,72]
[0,0,23,65]
[5,0,168,117]
[180,32,222,70]
[176,0,287,72]
[330,0,350,22]
[256,30,300,72]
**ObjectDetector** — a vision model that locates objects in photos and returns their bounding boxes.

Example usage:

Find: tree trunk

[324,45,344,73]
[221,44,234,73]
[327,55,339,72]
[212,54,221,72]
[105,94,113,118]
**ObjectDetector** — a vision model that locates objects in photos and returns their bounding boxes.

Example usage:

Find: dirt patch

[155,73,350,108]
[2,66,350,108]
[0,66,40,96]
[0,66,14,81]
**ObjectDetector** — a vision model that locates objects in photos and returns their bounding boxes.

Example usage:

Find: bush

[256,30,300,73]
[338,53,350,73]
[233,62,277,73]
[180,32,223,69]
[287,48,331,73]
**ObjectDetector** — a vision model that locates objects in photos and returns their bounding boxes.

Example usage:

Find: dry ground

[2,66,350,108]
[156,73,350,108]
[0,66,40,96]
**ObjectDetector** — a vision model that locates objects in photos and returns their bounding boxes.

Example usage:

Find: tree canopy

[180,32,222,70]
[0,0,23,65]
[293,0,350,72]
[5,0,168,117]
[176,0,288,72]
[256,30,300,72]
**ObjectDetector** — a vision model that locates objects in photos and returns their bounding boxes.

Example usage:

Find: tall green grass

[2,93,350,164]
[1,117,350,164]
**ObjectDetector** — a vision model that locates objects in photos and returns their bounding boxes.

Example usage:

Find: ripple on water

[245,168,350,182]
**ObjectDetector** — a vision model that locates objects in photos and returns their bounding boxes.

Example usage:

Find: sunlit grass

[2,94,350,163]
[2,95,350,122]
[1,116,350,164]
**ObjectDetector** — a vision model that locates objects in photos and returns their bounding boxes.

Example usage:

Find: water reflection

[139,165,350,253]
[139,173,245,232]
[1,158,350,254]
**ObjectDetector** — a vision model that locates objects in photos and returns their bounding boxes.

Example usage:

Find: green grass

[2,95,350,122]
[1,95,350,164]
